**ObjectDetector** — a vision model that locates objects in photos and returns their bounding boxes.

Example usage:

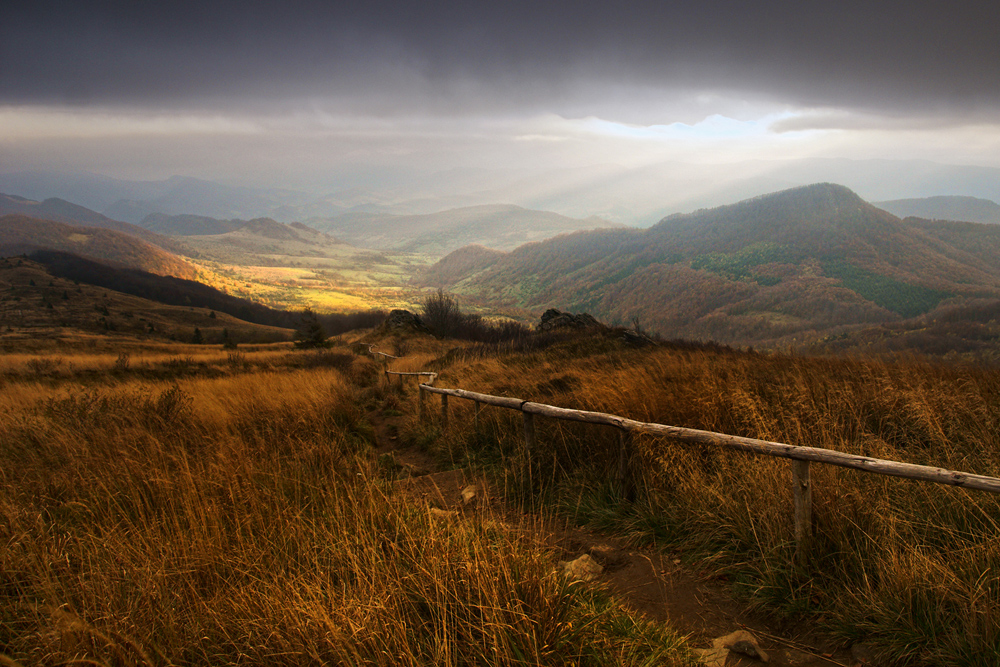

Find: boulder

[383,309,429,332]
[536,308,602,332]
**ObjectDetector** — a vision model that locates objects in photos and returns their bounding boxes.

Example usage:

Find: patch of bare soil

[543,522,860,666]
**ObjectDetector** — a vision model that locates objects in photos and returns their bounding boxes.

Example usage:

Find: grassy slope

[0,257,293,344]
[407,331,1000,666]
[0,342,689,667]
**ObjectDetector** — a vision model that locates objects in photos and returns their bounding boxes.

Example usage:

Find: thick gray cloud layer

[3,1,999,122]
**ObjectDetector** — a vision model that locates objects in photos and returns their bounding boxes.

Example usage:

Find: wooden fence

[380,365,1000,563]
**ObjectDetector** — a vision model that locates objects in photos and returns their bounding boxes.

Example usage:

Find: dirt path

[371,413,865,667]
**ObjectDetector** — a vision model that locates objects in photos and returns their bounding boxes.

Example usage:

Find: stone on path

[559,553,603,582]
[714,629,769,663]
[460,484,480,507]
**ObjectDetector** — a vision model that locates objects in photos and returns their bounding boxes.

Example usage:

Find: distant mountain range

[875,196,1000,224]
[417,183,1000,347]
[0,193,186,254]
[6,158,1000,227]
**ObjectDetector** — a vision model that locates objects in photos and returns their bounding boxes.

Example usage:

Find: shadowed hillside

[419,184,1000,346]
[0,214,197,279]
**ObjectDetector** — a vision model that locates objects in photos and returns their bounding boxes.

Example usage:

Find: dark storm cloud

[3,1,999,121]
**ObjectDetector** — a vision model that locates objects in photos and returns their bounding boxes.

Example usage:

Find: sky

[2,0,1000,193]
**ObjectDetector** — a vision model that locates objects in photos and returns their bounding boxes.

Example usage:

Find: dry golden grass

[416,338,1000,666]
[0,344,690,667]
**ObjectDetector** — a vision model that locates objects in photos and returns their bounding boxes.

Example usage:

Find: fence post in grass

[441,393,449,429]
[474,400,481,433]
[618,429,634,501]
[418,384,425,423]
[792,459,812,565]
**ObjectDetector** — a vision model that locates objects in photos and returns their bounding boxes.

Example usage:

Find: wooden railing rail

[379,363,1000,562]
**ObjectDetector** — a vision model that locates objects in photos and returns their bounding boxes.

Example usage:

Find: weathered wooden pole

[441,393,449,429]
[474,400,481,433]
[418,385,425,423]
[792,459,812,565]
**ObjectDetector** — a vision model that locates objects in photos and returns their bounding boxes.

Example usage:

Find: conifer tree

[294,308,329,349]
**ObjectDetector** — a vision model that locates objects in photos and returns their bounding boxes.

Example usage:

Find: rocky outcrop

[536,309,602,332]
[382,309,429,332]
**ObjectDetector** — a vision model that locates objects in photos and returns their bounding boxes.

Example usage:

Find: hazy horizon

[3,1,1000,216]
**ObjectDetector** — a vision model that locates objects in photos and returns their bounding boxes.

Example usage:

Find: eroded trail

[372,417,864,667]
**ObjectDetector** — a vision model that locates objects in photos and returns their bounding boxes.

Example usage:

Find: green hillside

[418,184,1000,346]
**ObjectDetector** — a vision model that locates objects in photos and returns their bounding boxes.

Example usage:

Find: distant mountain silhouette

[419,183,1000,346]
[139,212,331,242]
[875,196,1000,224]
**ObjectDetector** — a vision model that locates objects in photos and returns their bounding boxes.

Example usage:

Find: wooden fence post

[441,393,449,429]
[418,385,425,423]
[474,400,481,433]
[792,459,812,565]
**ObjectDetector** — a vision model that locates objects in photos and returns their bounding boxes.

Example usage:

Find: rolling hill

[0,215,197,279]
[0,255,291,344]
[417,183,1000,347]
[875,196,1000,224]
[0,193,187,254]
[306,204,618,254]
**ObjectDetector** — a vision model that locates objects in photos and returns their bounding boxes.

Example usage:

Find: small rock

[429,508,458,521]
[693,647,729,667]
[559,554,603,582]
[851,643,875,665]
[713,630,769,663]
[460,484,479,506]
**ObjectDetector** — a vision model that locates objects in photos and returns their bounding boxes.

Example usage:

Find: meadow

[0,339,689,667]
[3,329,1000,666]
[406,335,1000,666]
